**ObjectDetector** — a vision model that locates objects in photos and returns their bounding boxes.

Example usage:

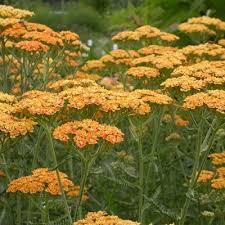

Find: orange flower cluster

[132,52,186,70]
[100,49,140,67]
[0,5,34,19]
[162,60,225,91]
[138,45,178,56]
[75,71,101,81]
[0,112,36,138]
[14,90,64,116]
[53,119,124,149]
[0,92,17,103]
[16,40,49,53]
[187,16,225,32]
[7,168,84,197]
[23,31,63,47]
[59,85,151,115]
[197,170,214,183]
[0,17,19,28]
[181,43,225,58]
[112,25,179,43]
[126,66,160,79]
[208,152,225,166]
[2,21,52,39]
[178,23,216,36]
[131,89,173,105]
[198,151,225,190]
[74,211,140,225]
[161,76,206,92]
[218,39,225,47]
[48,78,98,91]
[81,60,105,72]
[183,90,225,113]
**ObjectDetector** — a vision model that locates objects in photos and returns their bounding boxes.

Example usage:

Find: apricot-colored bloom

[138,45,177,56]
[178,23,216,36]
[208,152,225,166]
[197,170,214,183]
[0,92,17,103]
[183,90,225,113]
[132,52,186,70]
[48,79,98,91]
[23,31,63,46]
[14,90,64,116]
[16,40,49,53]
[0,17,19,28]
[7,168,85,198]
[112,25,179,43]
[75,71,101,81]
[60,31,80,42]
[81,60,105,72]
[131,89,173,105]
[181,44,225,58]
[218,39,225,47]
[187,16,225,32]
[53,119,124,149]
[59,86,151,115]
[74,211,140,225]
[0,112,36,138]
[126,66,160,79]
[0,5,34,19]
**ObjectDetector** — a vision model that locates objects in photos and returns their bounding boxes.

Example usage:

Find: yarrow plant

[1,4,225,225]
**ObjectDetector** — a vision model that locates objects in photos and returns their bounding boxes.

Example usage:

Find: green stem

[31,127,44,169]
[74,160,90,221]
[138,137,144,224]
[179,115,217,225]
[45,125,73,225]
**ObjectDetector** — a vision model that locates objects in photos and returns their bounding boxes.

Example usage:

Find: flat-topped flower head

[14,90,64,116]
[75,71,101,81]
[53,119,124,149]
[178,22,216,36]
[0,92,17,103]
[48,78,98,92]
[131,89,173,105]
[133,52,186,70]
[126,66,160,79]
[0,112,36,138]
[59,85,151,116]
[197,170,214,183]
[74,211,140,225]
[0,17,19,28]
[161,76,206,92]
[60,31,80,42]
[23,31,63,47]
[187,16,225,32]
[218,39,225,47]
[208,152,225,166]
[112,25,178,44]
[7,168,84,197]
[112,31,140,42]
[181,43,225,59]
[138,45,177,56]
[183,90,225,113]
[81,60,105,72]
[0,5,34,19]
[16,40,49,53]
[162,60,225,91]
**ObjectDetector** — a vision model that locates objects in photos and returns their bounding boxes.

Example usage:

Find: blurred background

[1,0,225,55]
